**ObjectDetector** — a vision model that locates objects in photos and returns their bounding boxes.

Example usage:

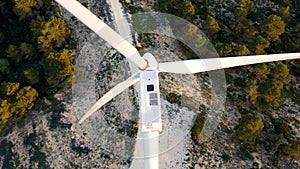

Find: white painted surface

[106,1,159,168]
[55,0,147,69]
[143,131,159,169]
[78,73,140,124]
[106,1,194,169]
[159,53,300,74]
[139,70,162,132]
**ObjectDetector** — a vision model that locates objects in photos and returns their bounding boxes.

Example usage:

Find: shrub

[236,113,264,144]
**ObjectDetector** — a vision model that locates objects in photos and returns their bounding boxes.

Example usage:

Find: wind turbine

[55,0,300,168]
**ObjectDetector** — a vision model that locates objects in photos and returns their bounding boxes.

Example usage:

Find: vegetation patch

[238,145,254,160]
[69,161,80,169]
[71,138,92,156]
[138,34,156,48]
[191,113,206,144]
[236,113,264,145]
[221,153,231,162]
[0,140,17,169]
[272,117,293,140]
[124,2,143,14]
[0,0,75,127]
[23,129,49,168]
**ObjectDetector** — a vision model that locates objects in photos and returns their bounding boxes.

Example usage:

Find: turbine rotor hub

[138,59,150,71]
[140,53,159,71]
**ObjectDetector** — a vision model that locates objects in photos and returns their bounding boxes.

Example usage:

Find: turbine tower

[55,0,300,168]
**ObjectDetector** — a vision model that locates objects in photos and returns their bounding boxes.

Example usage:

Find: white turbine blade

[78,73,140,124]
[159,53,300,74]
[55,0,147,69]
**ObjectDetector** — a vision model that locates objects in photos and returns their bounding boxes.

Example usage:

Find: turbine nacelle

[139,54,162,132]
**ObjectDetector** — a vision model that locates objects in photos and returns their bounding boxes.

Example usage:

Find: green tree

[235,7,248,21]
[279,6,290,19]
[244,26,258,39]
[202,15,221,35]
[45,49,74,87]
[245,81,259,106]
[253,64,290,110]
[261,80,284,109]
[272,63,291,84]
[182,1,196,18]
[255,35,270,55]
[19,42,34,59]
[0,59,10,74]
[283,140,300,162]
[217,44,233,56]
[236,113,264,145]
[6,44,22,63]
[191,113,206,144]
[13,0,37,13]
[239,0,253,8]
[24,68,39,85]
[256,63,270,80]
[13,86,38,115]
[273,118,292,140]
[234,44,251,56]
[6,43,34,63]
[0,82,20,96]
[260,14,285,41]
[235,0,253,21]
[35,16,71,52]
[0,99,12,126]
[13,0,40,20]
[0,83,38,125]
[30,19,42,34]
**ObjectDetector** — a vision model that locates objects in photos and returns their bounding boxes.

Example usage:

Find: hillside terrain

[127,0,300,168]
[0,0,299,168]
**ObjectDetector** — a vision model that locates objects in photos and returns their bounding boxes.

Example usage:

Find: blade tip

[78,118,85,124]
